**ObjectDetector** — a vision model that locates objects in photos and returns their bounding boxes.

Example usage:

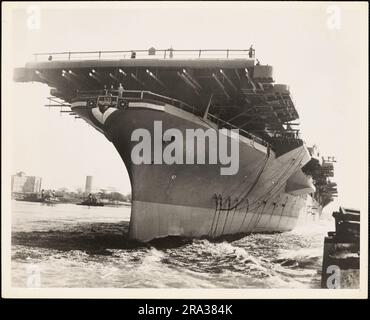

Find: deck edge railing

[73,88,268,148]
[34,48,256,62]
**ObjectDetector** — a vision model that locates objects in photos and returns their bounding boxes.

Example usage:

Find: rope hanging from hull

[208,147,306,238]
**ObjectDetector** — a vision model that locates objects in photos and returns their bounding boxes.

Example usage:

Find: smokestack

[85,176,93,194]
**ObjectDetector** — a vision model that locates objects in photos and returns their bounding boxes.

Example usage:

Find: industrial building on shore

[11,171,42,194]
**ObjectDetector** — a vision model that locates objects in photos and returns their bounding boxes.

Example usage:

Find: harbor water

[11,201,334,288]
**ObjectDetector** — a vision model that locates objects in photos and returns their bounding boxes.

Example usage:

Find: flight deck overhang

[13,49,301,143]
[14,58,254,82]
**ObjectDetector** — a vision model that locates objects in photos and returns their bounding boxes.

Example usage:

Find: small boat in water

[77,200,104,207]
[15,192,60,205]
[77,194,104,207]
[43,197,60,205]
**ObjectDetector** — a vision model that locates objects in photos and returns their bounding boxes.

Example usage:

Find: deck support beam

[203,93,214,120]
[212,73,230,99]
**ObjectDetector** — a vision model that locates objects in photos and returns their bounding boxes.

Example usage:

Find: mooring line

[263,202,278,229]
[237,198,249,233]
[242,151,303,212]
[227,205,238,234]
[221,197,232,236]
[244,201,264,233]
[208,194,219,237]
[231,157,269,201]
[225,154,268,201]
[252,148,306,207]
[230,154,269,212]
[251,201,268,231]
[212,196,223,238]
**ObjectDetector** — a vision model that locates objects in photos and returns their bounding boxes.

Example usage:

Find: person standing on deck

[118,83,124,98]
[249,45,254,58]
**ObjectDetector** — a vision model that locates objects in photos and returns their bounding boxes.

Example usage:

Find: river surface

[11,201,334,288]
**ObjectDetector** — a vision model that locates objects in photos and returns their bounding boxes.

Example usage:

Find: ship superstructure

[302,146,338,213]
[13,48,335,242]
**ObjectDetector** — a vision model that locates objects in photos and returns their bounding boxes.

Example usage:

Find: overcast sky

[4,2,368,212]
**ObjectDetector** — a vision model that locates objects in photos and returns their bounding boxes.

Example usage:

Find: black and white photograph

[2,1,368,300]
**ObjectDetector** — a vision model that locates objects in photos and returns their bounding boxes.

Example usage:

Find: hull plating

[73,102,311,242]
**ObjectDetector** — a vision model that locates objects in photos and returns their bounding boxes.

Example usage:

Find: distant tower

[85,176,93,194]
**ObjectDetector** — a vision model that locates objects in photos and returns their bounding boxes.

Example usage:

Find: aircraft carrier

[13,48,337,242]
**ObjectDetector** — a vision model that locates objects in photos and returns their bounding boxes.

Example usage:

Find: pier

[321,207,360,289]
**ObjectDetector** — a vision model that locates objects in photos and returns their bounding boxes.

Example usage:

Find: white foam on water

[11,201,331,289]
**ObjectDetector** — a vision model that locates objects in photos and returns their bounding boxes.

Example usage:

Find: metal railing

[207,113,269,147]
[33,48,255,62]
[75,89,201,115]
[73,88,268,148]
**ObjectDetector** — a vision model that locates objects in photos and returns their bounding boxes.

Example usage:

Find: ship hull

[130,196,305,242]
[73,101,313,242]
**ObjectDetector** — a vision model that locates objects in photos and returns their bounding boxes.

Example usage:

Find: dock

[321,207,360,289]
